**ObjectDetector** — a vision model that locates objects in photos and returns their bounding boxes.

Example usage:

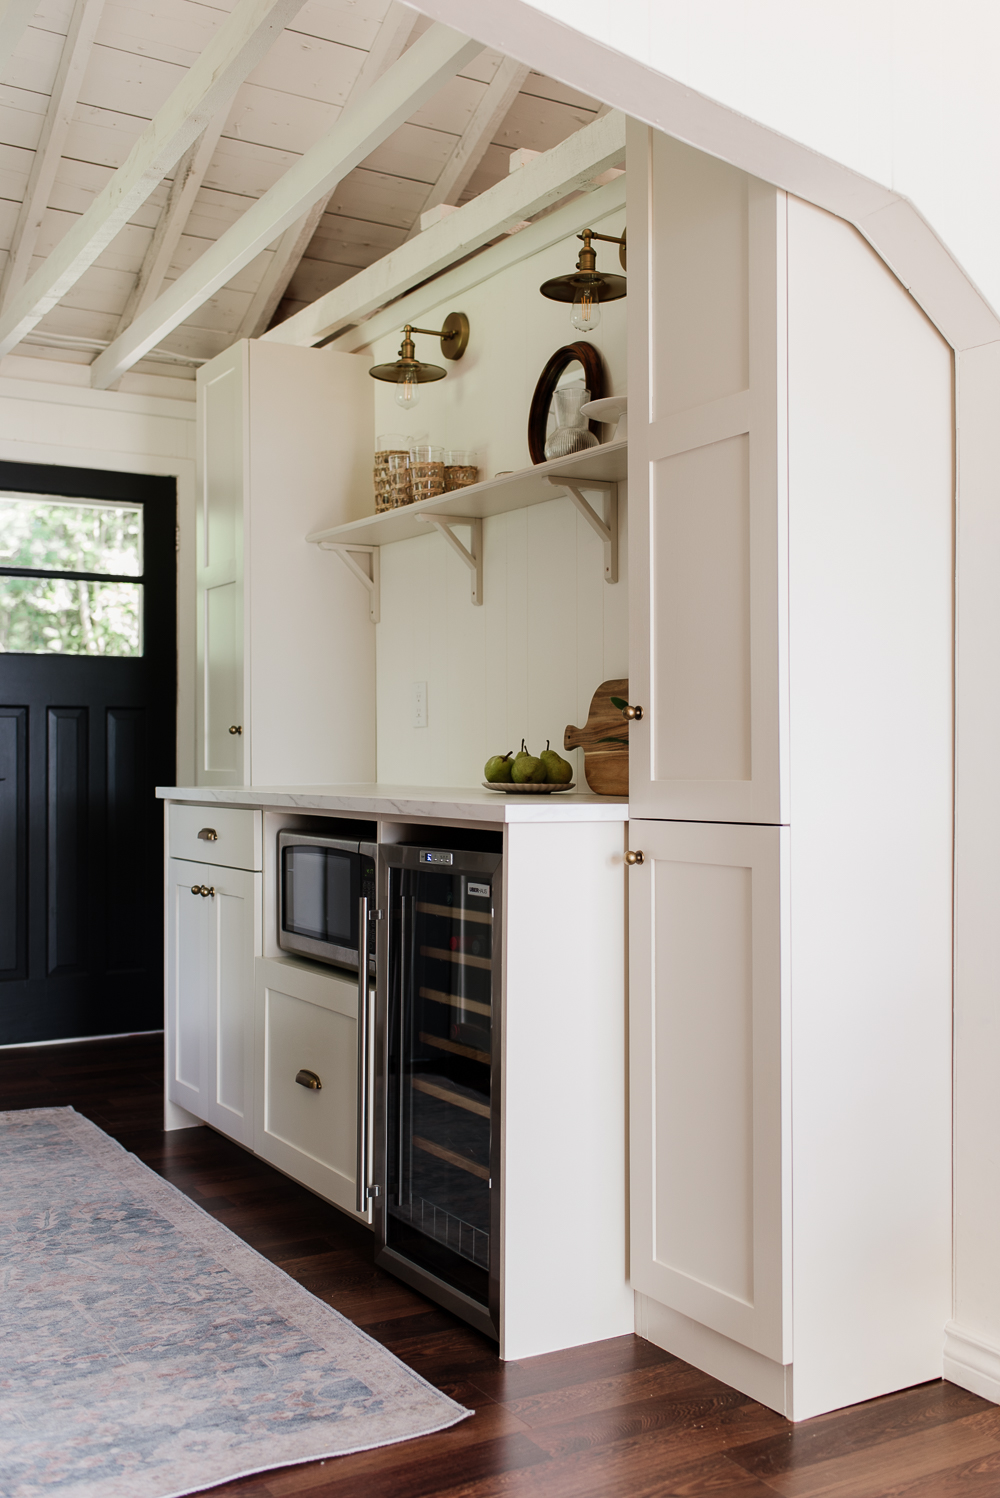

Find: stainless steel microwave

[277,831,377,974]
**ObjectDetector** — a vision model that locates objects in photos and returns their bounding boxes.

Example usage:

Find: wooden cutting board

[564,679,629,795]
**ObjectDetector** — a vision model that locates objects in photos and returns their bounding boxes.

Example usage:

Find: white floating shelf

[306,440,627,550]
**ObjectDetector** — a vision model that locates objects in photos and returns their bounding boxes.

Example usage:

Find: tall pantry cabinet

[196,340,376,786]
[626,124,955,1420]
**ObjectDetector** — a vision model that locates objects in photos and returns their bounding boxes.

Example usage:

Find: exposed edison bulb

[395,370,421,409]
[571,284,601,332]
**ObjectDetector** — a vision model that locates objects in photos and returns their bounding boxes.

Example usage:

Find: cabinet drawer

[169,803,261,870]
[254,956,370,1220]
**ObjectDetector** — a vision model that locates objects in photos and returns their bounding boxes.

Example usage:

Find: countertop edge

[156,785,629,823]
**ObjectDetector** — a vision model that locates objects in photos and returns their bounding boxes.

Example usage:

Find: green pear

[540,740,573,784]
[511,749,547,783]
[484,750,514,782]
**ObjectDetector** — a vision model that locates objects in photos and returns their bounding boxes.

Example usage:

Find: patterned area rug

[0,1108,470,1498]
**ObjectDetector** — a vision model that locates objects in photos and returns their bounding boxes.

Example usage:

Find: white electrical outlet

[413,681,428,728]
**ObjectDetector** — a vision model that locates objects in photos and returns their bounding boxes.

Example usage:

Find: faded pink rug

[0,1108,470,1498]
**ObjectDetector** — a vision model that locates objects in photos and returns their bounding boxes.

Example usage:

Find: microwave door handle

[356,895,371,1215]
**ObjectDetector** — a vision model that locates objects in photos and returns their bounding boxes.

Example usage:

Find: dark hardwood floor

[2,1033,998,1497]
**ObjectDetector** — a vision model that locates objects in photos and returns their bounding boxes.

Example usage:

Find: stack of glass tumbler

[374,433,478,512]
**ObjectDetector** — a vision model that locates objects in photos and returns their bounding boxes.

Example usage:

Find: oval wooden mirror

[527,342,606,465]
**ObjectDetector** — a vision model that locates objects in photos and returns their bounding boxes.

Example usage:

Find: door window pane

[0,576,142,655]
[0,493,142,575]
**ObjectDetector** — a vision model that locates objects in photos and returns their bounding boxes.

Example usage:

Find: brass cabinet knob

[190,884,201,895]
[295,1069,322,1090]
[625,850,644,866]
[190,884,216,897]
[228,724,242,735]
[197,828,218,841]
[622,703,643,721]
[202,886,215,898]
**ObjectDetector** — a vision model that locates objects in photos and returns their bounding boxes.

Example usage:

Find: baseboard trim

[944,1322,1000,1404]
[635,1293,793,1418]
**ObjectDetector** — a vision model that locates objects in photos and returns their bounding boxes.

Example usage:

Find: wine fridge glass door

[383,859,496,1313]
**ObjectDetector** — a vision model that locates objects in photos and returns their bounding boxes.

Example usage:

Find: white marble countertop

[155,784,629,823]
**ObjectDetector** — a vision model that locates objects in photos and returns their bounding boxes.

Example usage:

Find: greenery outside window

[0,493,144,656]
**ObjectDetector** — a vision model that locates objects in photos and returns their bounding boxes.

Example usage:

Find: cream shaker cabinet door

[196,343,248,784]
[626,123,788,824]
[628,819,791,1363]
[166,857,260,1147]
[254,957,371,1222]
[166,859,212,1120]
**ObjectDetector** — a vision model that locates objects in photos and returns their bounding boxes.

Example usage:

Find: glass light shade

[570,284,601,332]
[395,370,421,410]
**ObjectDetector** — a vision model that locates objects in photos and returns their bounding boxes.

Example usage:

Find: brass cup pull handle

[625,850,644,866]
[197,828,218,841]
[295,1068,322,1090]
[229,724,243,735]
[622,703,643,721]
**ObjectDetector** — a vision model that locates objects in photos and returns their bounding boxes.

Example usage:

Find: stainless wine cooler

[374,842,501,1340]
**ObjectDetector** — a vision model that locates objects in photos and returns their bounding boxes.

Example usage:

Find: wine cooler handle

[397,893,411,1208]
[356,895,371,1215]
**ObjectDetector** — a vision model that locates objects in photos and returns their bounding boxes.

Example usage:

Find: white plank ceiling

[0,0,600,379]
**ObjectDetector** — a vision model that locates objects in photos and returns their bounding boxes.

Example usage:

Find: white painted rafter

[0,0,39,80]
[405,56,530,240]
[88,24,481,388]
[0,0,309,360]
[113,110,228,338]
[325,173,625,356]
[0,0,107,309]
[235,0,422,342]
[261,108,626,349]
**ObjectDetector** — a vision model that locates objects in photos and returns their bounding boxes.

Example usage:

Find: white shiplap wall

[369,206,627,787]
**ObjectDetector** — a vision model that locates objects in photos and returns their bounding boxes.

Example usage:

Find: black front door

[0,462,176,1045]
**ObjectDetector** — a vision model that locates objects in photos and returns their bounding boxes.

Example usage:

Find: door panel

[627,123,788,823]
[629,818,790,1362]
[168,861,210,1110]
[196,343,246,786]
[0,463,175,1044]
[47,706,88,975]
[106,706,148,973]
[167,857,259,1143]
[0,706,27,979]
[205,862,258,1145]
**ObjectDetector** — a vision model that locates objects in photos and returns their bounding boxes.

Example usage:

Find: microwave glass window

[283,845,355,945]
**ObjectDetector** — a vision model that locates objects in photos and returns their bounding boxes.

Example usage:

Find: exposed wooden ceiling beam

[0,0,308,360]
[234,0,421,342]
[405,56,530,240]
[89,24,482,388]
[326,174,626,355]
[0,0,40,78]
[112,110,228,338]
[259,107,626,349]
[0,0,107,309]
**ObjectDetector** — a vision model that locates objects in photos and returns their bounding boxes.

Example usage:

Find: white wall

[0,356,197,780]
[413,0,1000,335]
[369,209,627,787]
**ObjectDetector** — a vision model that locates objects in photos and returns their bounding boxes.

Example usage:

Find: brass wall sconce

[539,228,627,333]
[368,311,470,410]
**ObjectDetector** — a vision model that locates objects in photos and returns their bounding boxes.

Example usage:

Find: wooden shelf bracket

[416,514,483,605]
[547,477,619,582]
[317,542,380,623]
